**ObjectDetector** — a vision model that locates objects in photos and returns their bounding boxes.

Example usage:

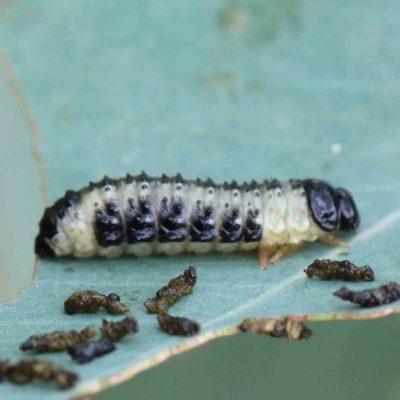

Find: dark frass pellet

[68,338,116,364]
[144,266,197,314]
[334,282,400,308]
[239,318,312,340]
[101,317,139,342]
[157,313,200,336]
[304,259,374,281]
[20,327,96,353]
[3,359,78,390]
[64,290,130,315]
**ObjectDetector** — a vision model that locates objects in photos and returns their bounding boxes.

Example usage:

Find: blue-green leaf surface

[1,0,400,399]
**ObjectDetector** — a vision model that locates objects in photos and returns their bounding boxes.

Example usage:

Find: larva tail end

[34,234,55,258]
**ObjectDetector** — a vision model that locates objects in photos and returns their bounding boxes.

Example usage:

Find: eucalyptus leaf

[1,0,400,399]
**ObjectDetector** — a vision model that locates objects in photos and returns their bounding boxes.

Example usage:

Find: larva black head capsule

[302,180,339,232]
[335,188,360,232]
[303,180,360,233]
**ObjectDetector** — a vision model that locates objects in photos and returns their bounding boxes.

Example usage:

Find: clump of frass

[239,317,312,340]
[68,338,116,364]
[334,282,400,307]
[157,313,200,336]
[144,266,197,314]
[20,326,96,353]
[3,359,78,390]
[304,259,374,281]
[64,290,130,315]
[101,317,139,342]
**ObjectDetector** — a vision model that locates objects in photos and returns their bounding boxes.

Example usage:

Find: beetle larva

[304,259,374,281]
[34,173,360,268]
[334,282,400,307]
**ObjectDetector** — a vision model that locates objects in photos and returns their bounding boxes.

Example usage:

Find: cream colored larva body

[35,174,360,268]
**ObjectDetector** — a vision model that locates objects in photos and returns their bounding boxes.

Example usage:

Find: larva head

[302,180,339,231]
[302,180,359,233]
[335,188,360,232]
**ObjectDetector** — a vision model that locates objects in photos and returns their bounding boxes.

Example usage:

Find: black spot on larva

[64,190,80,208]
[142,199,151,212]
[158,199,188,242]
[94,201,124,247]
[250,180,260,190]
[242,182,251,192]
[220,208,243,243]
[102,175,115,187]
[125,198,156,243]
[189,204,217,242]
[290,179,302,190]
[141,184,148,190]
[302,179,339,232]
[208,189,213,194]
[140,171,151,182]
[203,178,215,188]
[174,173,185,184]
[335,188,360,232]
[243,209,262,242]
[174,203,182,213]
[53,198,66,220]
[126,174,134,184]
[265,179,281,191]
[196,200,201,205]
[161,174,169,184]
[230,180,239,191]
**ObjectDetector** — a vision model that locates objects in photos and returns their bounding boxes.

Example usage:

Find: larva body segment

[35,173,360,267]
